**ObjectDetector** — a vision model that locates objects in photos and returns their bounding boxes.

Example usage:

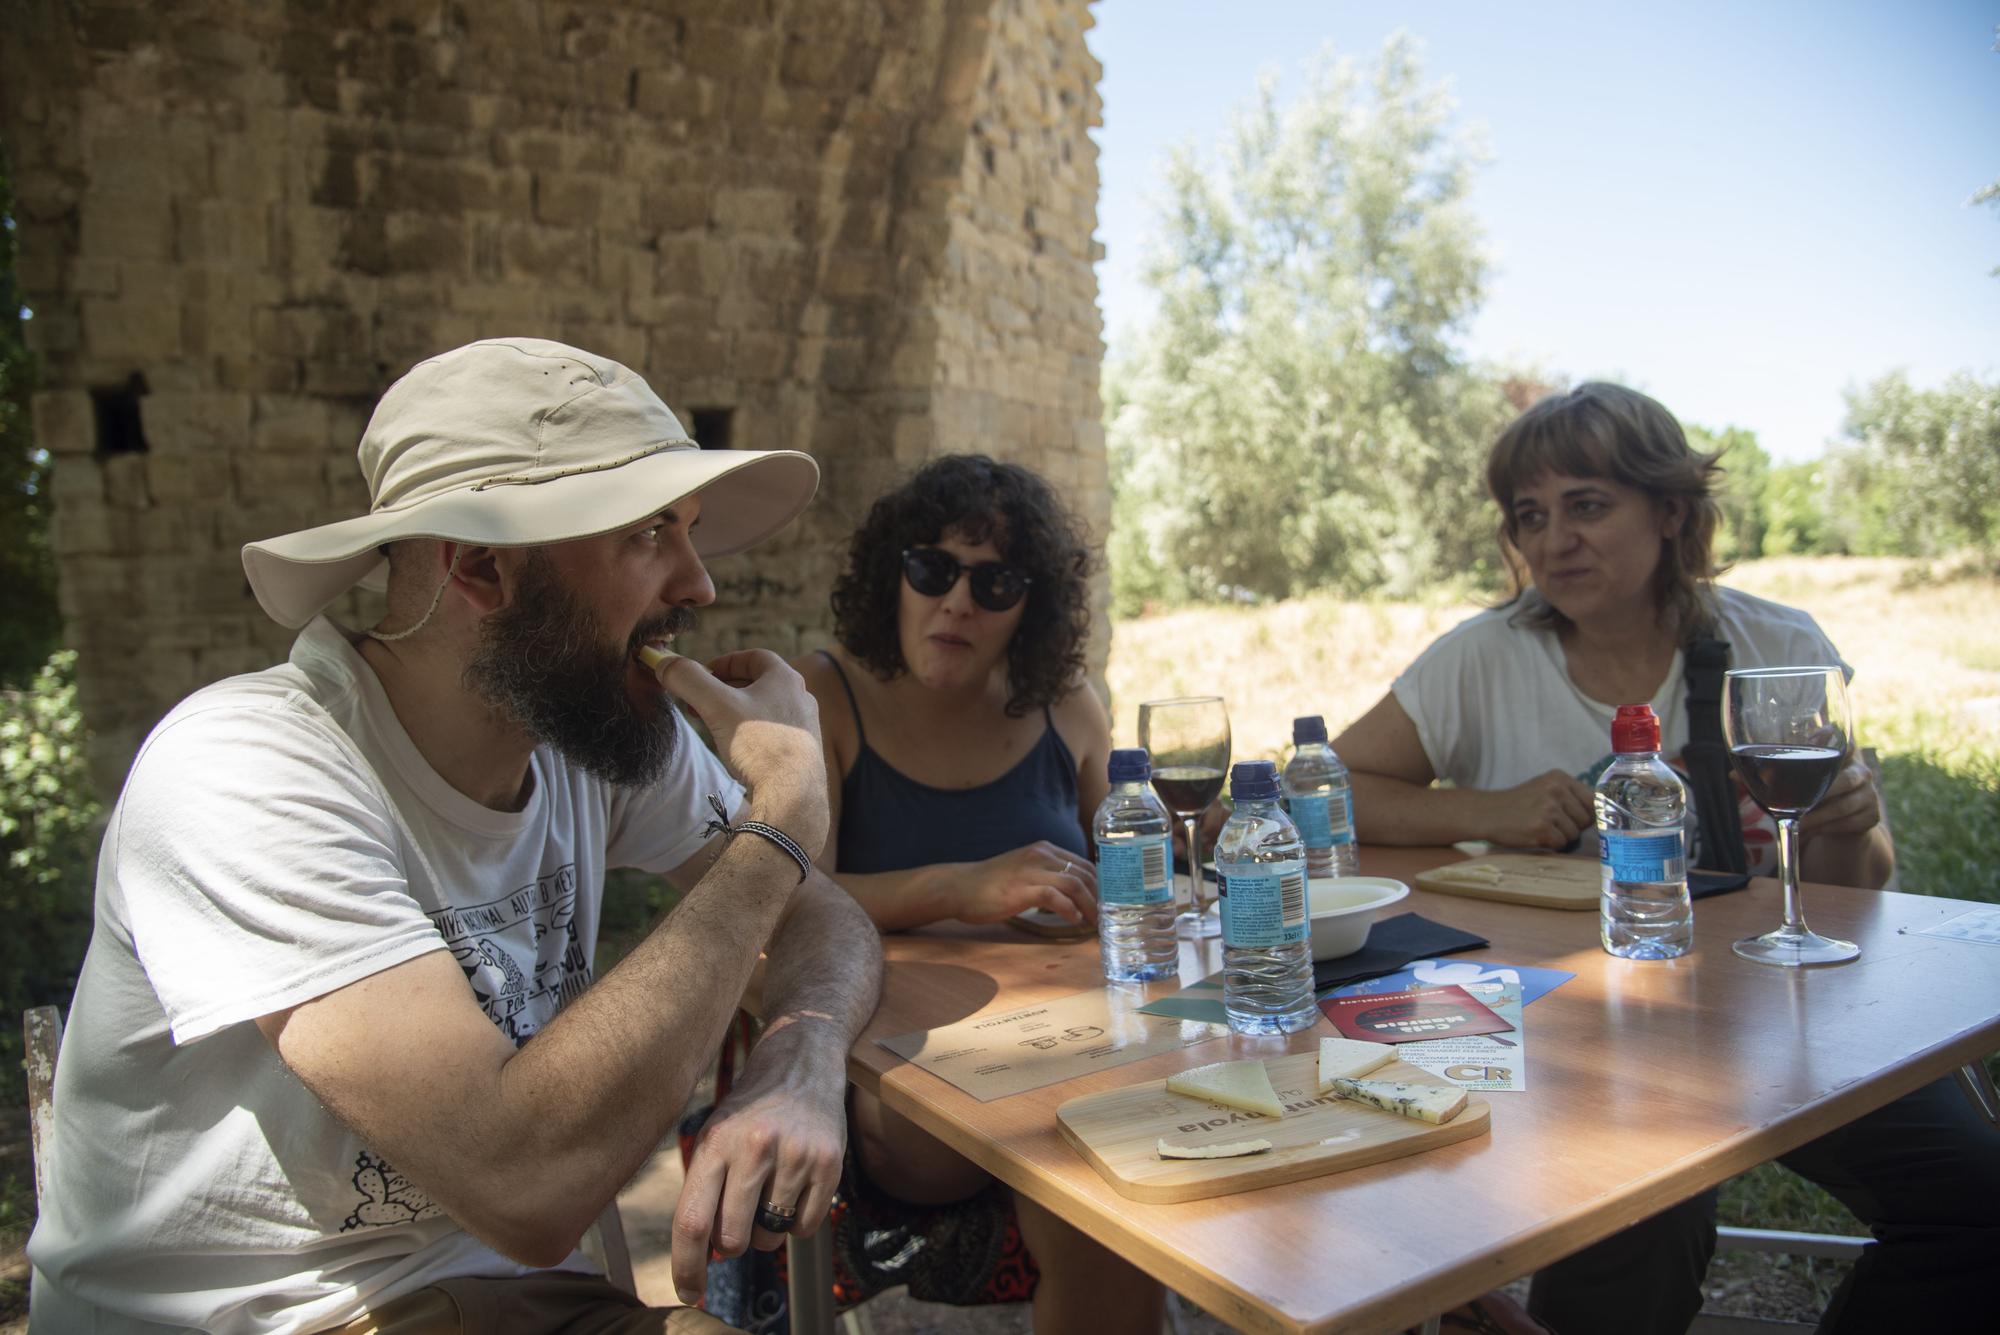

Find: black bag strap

[1683,636,1748,873]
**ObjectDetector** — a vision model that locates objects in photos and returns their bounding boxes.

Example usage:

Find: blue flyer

[1327,958,1575,1007]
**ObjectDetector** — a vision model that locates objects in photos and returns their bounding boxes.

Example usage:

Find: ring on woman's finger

[755,1200,798,1234]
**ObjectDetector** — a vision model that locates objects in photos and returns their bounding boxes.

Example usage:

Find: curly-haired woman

[799,452,1113,931]
[791,454,1162,1335]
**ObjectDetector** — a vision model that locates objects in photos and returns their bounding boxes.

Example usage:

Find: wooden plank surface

[850,848,2000,1334]
[1412,852,1600,909]
[1057,1051,1489,1202]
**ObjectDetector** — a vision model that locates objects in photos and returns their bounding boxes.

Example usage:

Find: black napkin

[1690,869,1752,899]
[1312,911,1489,993]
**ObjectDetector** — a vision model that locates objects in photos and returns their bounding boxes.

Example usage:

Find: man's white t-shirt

[1391,586,1849,874]
[28,618,744,1334]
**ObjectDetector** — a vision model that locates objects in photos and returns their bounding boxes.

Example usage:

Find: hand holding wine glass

[1137,696,1230,939]
[1723,666,1859,966]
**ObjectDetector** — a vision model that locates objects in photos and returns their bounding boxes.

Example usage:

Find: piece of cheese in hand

[1166,1059,1284,1118]
[635,644,678,671]
[1156,1136,1274,1160]
[1327,1075,1468,1125]
[1317,1037,1395,1088]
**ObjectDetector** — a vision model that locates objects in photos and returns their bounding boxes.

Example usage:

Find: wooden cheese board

[1414,853,1599,910]
[1056,1051,1489,1202]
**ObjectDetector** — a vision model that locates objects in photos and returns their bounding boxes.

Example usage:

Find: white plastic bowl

[1308,876,1411,960]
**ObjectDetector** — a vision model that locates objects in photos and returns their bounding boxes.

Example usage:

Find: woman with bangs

[1337,381,1891,883]
[783,454,1163,1335]
[1333,384,1995,1334]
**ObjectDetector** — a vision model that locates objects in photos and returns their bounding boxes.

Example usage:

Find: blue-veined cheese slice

[1165,1059,1284,1118]
[1327,1075,1468,1124]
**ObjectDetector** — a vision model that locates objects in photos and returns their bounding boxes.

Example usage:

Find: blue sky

[1087,1,2000,461]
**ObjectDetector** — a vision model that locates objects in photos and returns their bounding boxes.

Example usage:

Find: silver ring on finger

[755,1200,798,1234]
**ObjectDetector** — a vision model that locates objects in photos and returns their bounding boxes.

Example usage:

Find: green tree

[1108,35,1512,606]
[1688,424,1770,563]
[1827,371,2000,558]
[1760,461,1830,557]
[1,145,60,687]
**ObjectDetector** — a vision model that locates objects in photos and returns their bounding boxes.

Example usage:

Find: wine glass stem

[1185,814,1204,920]
[1777,815,1808,934]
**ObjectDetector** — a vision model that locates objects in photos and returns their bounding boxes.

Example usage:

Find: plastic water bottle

[1092,748,1180,983]
[1595,703,1693,960]
[1281,715,1360,878]
[1215,760,1317,1034]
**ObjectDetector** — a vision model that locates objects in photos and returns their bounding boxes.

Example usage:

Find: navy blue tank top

[819,652,1089,875]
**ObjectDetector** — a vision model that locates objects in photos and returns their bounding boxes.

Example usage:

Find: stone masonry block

[102,453,151,510]
[533,170,642,235]
[146,453,236,506]
[252,395,335,452]
[141,391,252,454]
[710,187,797,237]
[33,391,97,457]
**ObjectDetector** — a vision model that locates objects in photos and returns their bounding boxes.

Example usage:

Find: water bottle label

[1218,857,1309,948]
[1287,793,1335,849]
[1599,830,1685,883]
[1097,835,1173,906]
[1332,790,1356,846]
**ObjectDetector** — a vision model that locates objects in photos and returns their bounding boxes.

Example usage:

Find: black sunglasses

[900,547,1032,612]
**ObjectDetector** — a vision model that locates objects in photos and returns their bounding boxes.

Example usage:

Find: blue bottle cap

[1292,715,1328,744]
[1230,760,1280,801]
[1107,747,1151,782]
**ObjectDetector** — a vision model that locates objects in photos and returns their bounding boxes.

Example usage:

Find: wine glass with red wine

[1722,666,1859,965]
[1137,696,1231,939]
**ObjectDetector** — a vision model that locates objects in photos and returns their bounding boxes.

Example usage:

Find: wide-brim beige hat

[243,337,819,628]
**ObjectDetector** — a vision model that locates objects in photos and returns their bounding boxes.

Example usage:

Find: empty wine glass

[1722,666,1859,966]
[1137,696,1230,939]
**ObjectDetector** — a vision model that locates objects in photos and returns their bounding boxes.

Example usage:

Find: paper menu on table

[1391,980,1526,1092]
[877,988,1225,1102]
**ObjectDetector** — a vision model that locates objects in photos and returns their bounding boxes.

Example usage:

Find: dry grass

[1106,556,2000,761]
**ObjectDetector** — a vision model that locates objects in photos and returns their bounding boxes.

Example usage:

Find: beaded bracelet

[703,793,812,885]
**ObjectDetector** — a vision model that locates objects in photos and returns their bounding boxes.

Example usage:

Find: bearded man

[28,338,882,1335]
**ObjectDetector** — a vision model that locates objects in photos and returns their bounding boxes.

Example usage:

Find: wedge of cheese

[1431,862,1504,885]
[1317,1037,1395,1088]
[1165,1059,1284,1118]
[1156,1136,1273,1160]
[635,644,677,671]
[1327,1075,1467,1125]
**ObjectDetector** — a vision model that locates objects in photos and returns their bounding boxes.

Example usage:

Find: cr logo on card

[1446,1065,1511,1083]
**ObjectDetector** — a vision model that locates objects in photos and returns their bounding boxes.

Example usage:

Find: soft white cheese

[1317,1037,1395,1088]
[1155,1136,1274,1160]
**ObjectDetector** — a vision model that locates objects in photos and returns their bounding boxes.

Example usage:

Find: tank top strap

[816,649,868,747]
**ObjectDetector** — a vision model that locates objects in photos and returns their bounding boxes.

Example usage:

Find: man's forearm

[759,870,883,1047]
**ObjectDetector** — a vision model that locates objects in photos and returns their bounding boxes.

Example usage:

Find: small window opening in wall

[91,372,151,456]
[689,407,734,450]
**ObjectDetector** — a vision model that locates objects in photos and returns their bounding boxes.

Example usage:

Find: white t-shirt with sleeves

[29,617,744,1335]
[1390,586,1849,874]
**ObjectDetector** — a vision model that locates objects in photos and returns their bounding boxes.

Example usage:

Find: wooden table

[847,848,2000,1334]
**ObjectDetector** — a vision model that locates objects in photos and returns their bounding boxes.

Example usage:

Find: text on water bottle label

[1599,830,1685,884]
[1097,835,1173,906]
[1218,857,1309,948]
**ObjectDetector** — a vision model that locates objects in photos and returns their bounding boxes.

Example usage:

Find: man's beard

[464,552,698,788]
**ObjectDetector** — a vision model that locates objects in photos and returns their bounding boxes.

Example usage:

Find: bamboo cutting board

[1414,854,1600,910]
[1056,1052,1490,1202]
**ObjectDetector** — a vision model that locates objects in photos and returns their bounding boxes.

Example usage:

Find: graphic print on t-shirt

[341,1150,442,1231]
[430,862,592,1044]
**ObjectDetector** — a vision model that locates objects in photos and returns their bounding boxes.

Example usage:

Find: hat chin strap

[368,547,467,644]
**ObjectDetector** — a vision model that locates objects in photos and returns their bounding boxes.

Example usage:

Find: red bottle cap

[1611,703,1660,753]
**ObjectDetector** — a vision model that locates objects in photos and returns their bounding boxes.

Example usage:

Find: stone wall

[0,0,1107,789]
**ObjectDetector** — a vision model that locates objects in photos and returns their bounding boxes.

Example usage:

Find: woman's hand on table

[1479,770,1595,849]
[1800,759,1883,837]
[956,841,1098,925]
